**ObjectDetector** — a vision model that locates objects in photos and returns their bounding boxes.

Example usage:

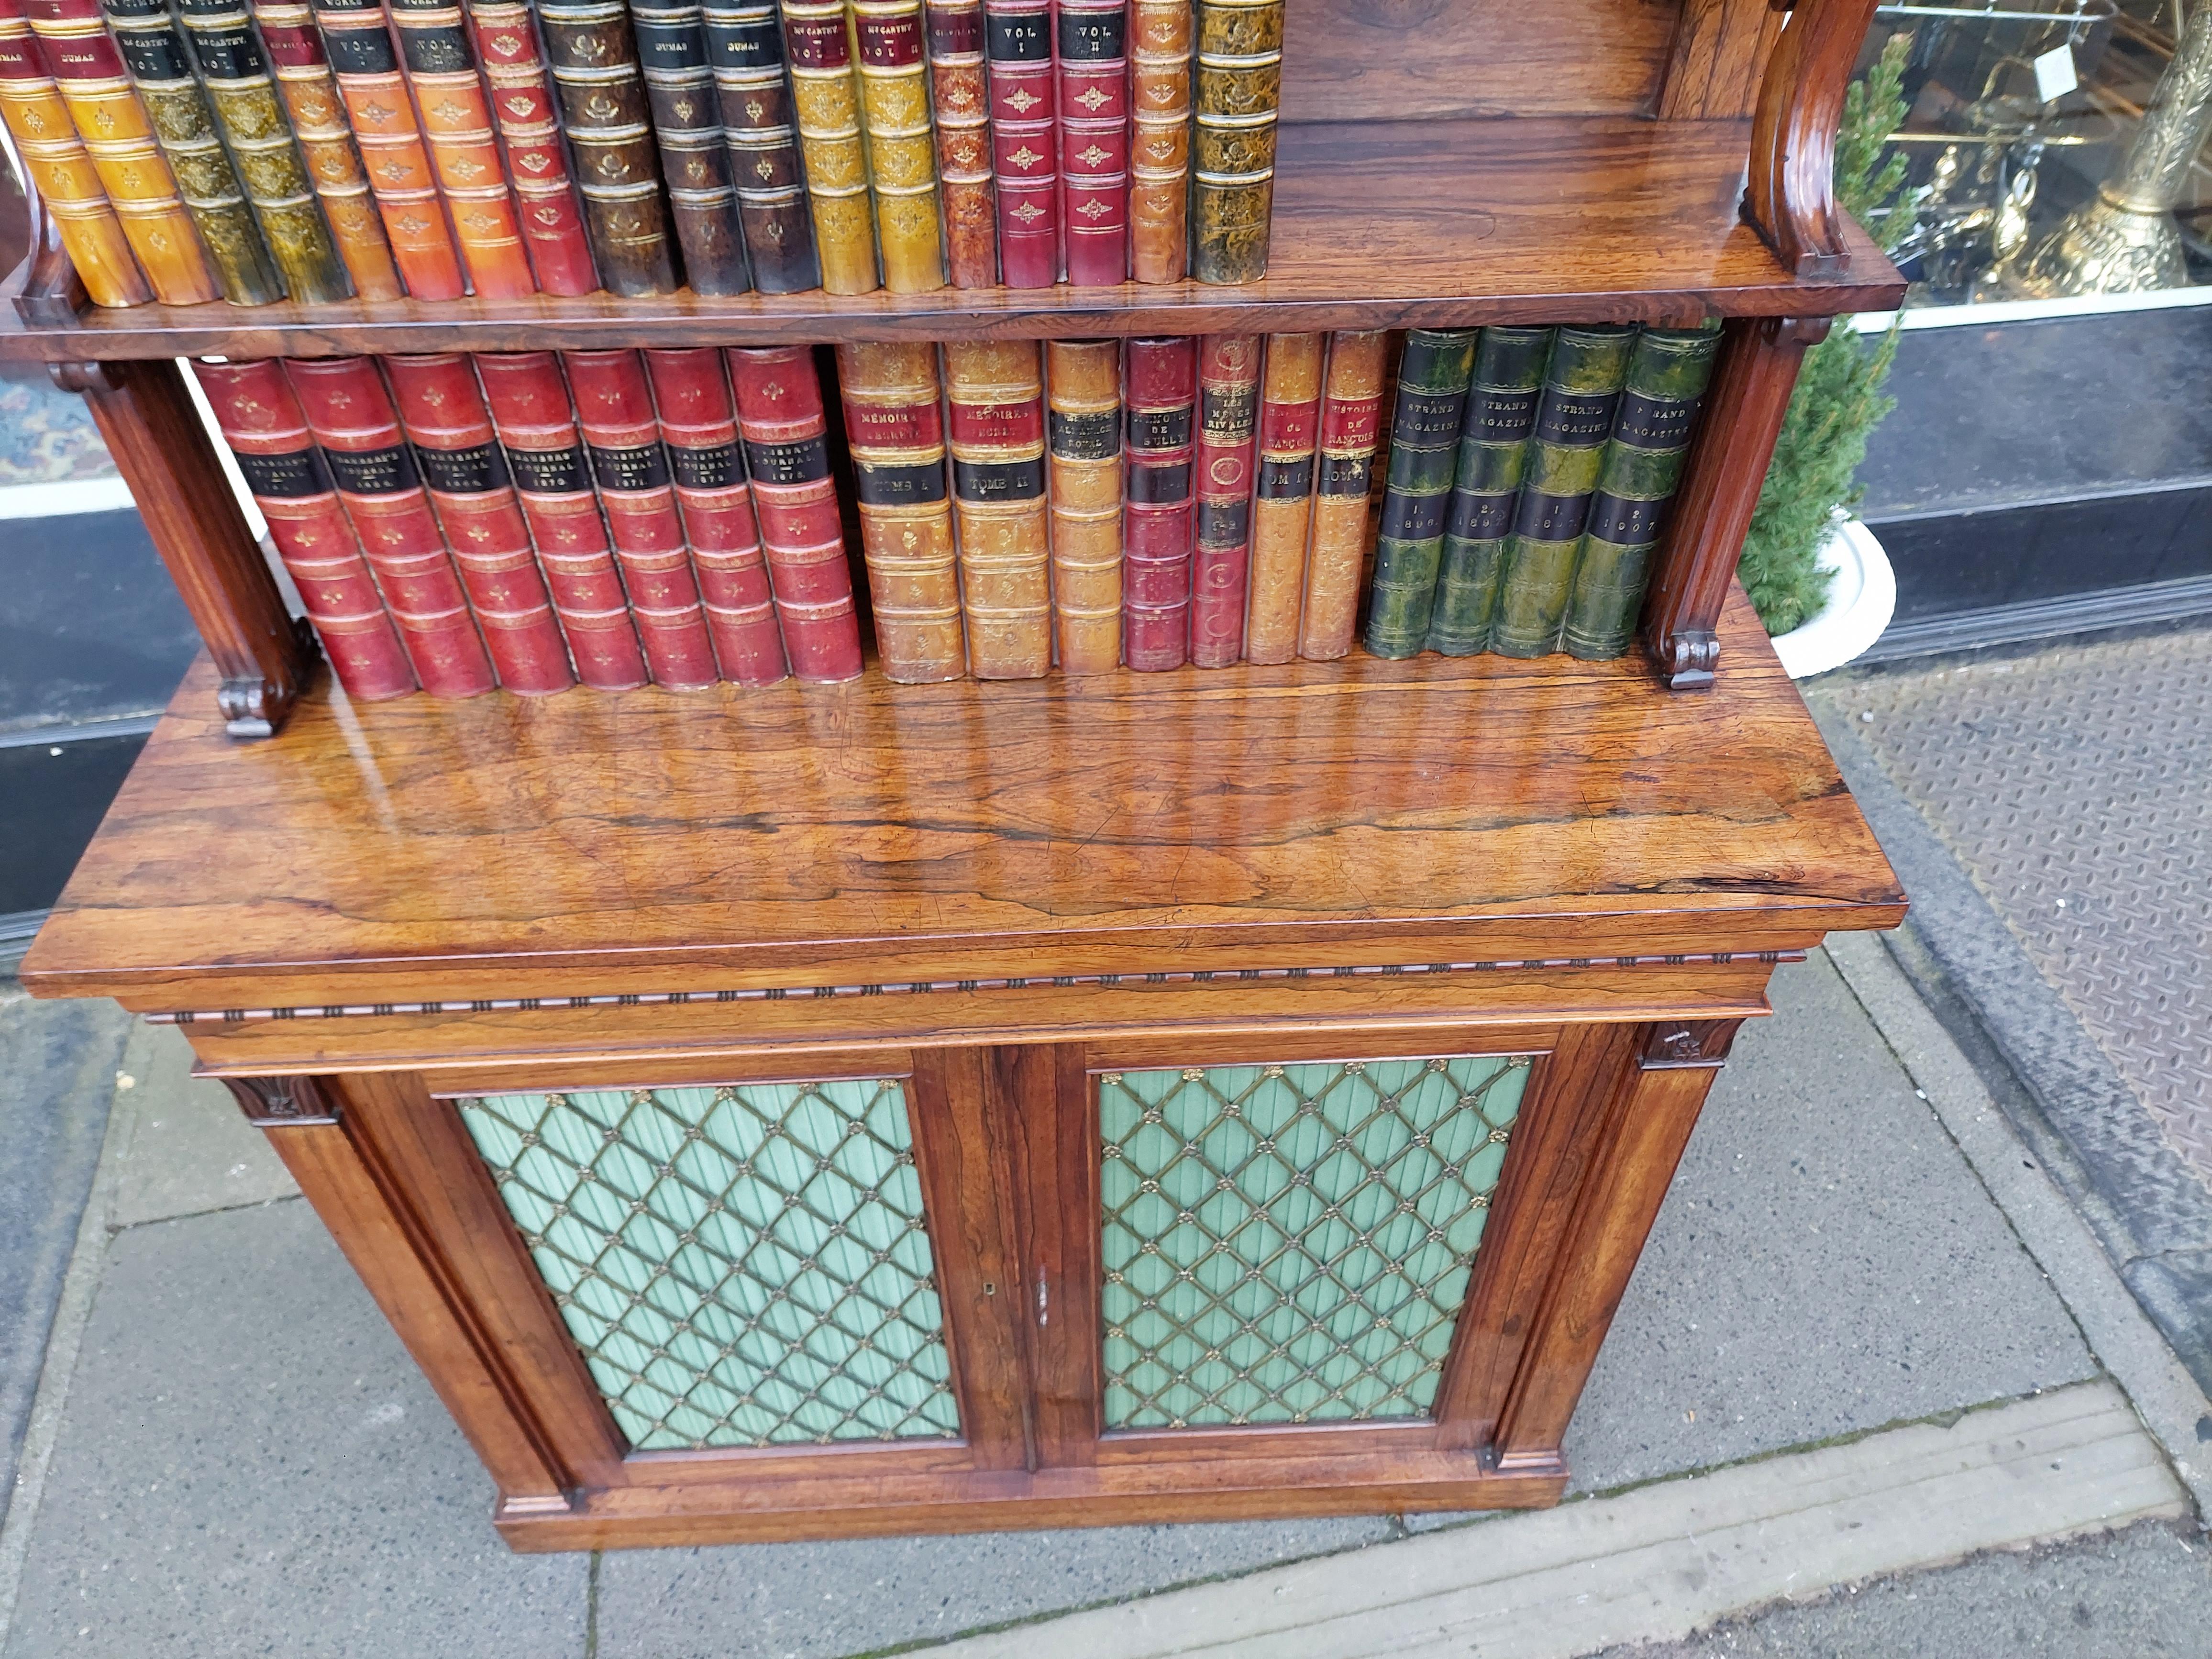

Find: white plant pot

[1770,516,1896,679]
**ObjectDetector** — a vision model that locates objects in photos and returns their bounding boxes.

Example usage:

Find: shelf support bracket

[1743,0,1880,276]
[9,192,88,325]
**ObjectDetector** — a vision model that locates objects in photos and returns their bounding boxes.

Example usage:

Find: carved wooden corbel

[220,1074,343,1127]
[1744,0,1882,276]
[1638,1020,1746,1070]
[10,193,89,325]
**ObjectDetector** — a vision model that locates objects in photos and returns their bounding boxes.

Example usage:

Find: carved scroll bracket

[1744,0,1882,277]
[219,1074,343,1128]
[1638,1020,1745,1070]
[10,191,89,325]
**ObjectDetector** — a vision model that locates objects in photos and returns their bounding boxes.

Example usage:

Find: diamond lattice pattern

[458,1080,960,1451]
[1099,1055,1531,1430]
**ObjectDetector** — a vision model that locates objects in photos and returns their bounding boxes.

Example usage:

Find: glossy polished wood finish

[1659,0,1785,119]
[1746,0,1884,276]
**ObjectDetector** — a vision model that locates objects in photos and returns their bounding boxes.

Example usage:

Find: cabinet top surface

[23,591,1904,1008]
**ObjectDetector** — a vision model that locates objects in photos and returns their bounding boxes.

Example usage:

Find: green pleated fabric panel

[1098,1054,1532,1430]
[457,1079,961,1451]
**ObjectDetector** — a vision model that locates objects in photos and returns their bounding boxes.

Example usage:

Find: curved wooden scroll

[9,187,88,325]
[1744,0,1881,277]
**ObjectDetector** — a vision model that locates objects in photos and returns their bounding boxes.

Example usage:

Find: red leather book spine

[466,0,598,295]
[1055,0,1125,286]
[283,355,496,697]
[641,346,789,687]
[726,345,863,683]
[383,352,575,693]
[562,349,721,690]
[472,350,650,690]
[190,360,417,701]
[1190,331,1259,666]
[387,0,535,298]
[982,0,1054,287]
[923,0,993,287]
[1121,333,1195,671]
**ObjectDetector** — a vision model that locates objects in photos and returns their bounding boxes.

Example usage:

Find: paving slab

[104,1019,295,1230]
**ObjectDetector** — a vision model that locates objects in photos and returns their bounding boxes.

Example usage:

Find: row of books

[0,0,1281,312]
[193,323,1715,702]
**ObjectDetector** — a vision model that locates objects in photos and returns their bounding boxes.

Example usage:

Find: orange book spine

[1297,329,1388,661]
[1128,0,1187,283]
[942,338,1051,679]
[251,1,402,299]
[834,340,965,684]
[386,0,532,296]
[1244,331,1321,664]
[1045,338,1122,675]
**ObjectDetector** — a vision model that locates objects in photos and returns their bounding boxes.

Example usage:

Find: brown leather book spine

[630,0,751,295]
[465,0,597,294]
[1243,331,1320,664]
[922,0,990,286]
[834,340,964,683]
[1190,0,1276,285]
[473,350,651,690]
[777,0,875,292]
[850,0,942,292]
[310,0,465,298]
[1189,330,1258,667]
[538,0,676,295]
[387,0,534,297]
[190,357,418,699]
[1297,328,1387,661]
[1046,338,1122,675]
[700,0,817,292]
[1127,0,1184,283]
[943,339,1050,680]
[1055,0,1126,287]
[250,1,403,299]
[385,351,578,693]
[1120,332,1194,671]
[282,354,498,696]
[641,346,788,686]
[0,0,152,306]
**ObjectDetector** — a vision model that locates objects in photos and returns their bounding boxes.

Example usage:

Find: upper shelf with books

[0,116,1902,364]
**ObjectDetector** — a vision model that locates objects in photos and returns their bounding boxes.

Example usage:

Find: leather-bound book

[630,0,750,294]
[922,0,991,286]
[642,346,788,685]
[776,0,874,292]
[1189,331,1259,667]
[538,0,677,295]
[1045,338,1121,674]
[834,341,964,683]
[1126,0,1185,284]
[94,0,284,302]
[1120,333,1195,672]
[1242,331,1320,665]
[190,358,416,699]
[942,340,1050,679]
[387,0,534,297]
[563,349,722,688]
[1364,327,1478,659]
[385,352,577,692]
[849,0,943,292]
[20,0,217,301]
[473,350,651,689]
[1427,325,1548,657]
[1190,0,1276,285]
[981,0,1052,287]
[283,355,498,696]
[701,0,817,292]
[1296,329,1385,661]
[1491,323,1637,658]
[1055,0,1125,286]
[726,345,865,681]
[1562,326,1720,662]
[0,0,151,307]
[309,0,465,299]
[249,1,402,299]
[465,0,599,293]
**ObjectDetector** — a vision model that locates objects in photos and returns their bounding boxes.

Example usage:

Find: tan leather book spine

[387,0,535,297]
[1243,330,1320,664]
[1127,0,1186,284]
[834,341,964,683]
[1297,328,1386,661]
[848,0,942,292]
[921,0,990,285]
[1046,337,1122,675]
[778,0,876,292]
[1190,0,1276,285]
[943,338,1050,679]
[250,1,401,298]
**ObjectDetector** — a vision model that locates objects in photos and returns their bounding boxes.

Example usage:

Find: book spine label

[630,0,750,294]
[1363,327,1478,658]
[1298,328,1385,661]
[1189,331,1259,666]
[727,344,865,680]
[465,0,597,294]
[1121,332,1195,671]
[538,0,676,294]
[701,0,817,291]
[1561,326,1720,661]
[191,357,419,699]
[283,354,500,696]
[309,0,465,297]
[1045,337,1121,674]
[641,346,788,685]
[473,349,652,688]
[98,0,286,301]
[1428,324,1549,657]
[942,338,1050,678]
[1191,0,1275,285]
[981,0,1052,287]
[1055,0,1123,286]
[835,341,964,683]
[777,0,876,292]
[1127,0,1184,284]
[387,0,534,296]
[851,0,942,292]
[1492,323,1638,658]
[922,0,991,286]
[1242,331,1320,664]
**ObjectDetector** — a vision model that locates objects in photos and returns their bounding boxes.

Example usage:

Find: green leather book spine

[1490,323,1636,659]
[1561,325,1721,661]
[1427,324,1549,657]
[1361,327,1477,659]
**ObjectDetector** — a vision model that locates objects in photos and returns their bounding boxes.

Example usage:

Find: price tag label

[2034,43,2079,103]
